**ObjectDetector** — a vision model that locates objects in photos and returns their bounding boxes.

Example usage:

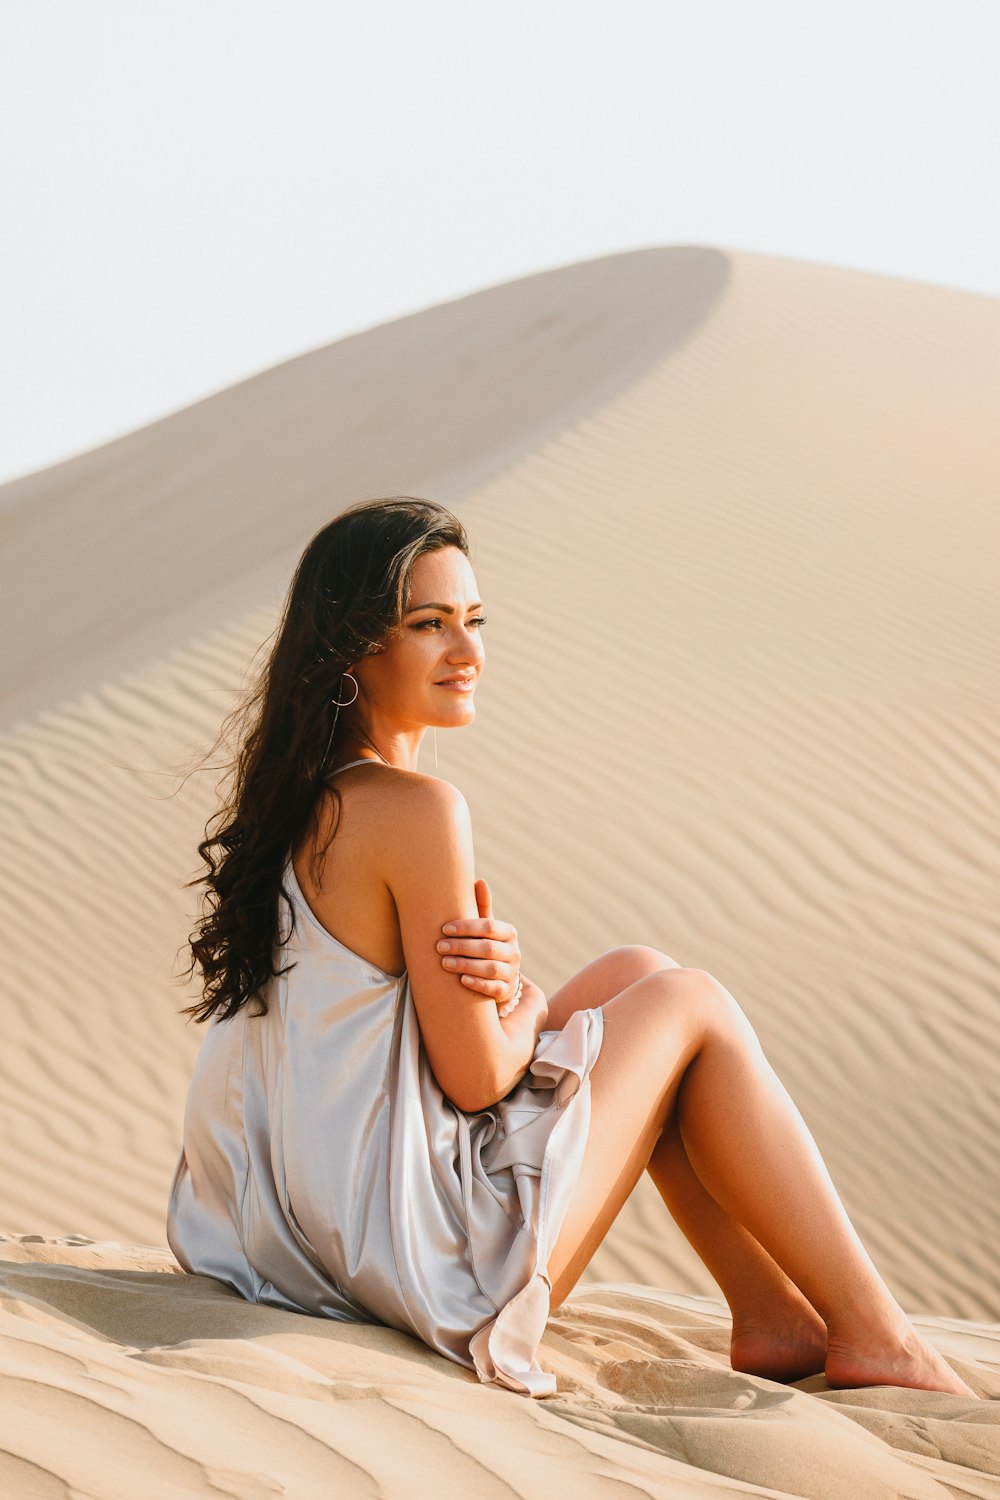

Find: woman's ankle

[825,1319,977,1397]
[823,1291,912,1360]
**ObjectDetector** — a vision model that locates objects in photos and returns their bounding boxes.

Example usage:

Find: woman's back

[166,758,605,1393]
[292,757,408,979]
[167,760,413,1321]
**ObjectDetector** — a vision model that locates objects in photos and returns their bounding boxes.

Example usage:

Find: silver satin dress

[166,758,605,1396]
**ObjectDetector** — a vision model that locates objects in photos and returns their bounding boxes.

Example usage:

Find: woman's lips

[436,679,475,691]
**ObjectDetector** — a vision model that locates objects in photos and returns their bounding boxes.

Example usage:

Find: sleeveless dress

[166,758,605,1396]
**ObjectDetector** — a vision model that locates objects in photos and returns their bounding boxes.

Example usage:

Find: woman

[167,495,974,1399]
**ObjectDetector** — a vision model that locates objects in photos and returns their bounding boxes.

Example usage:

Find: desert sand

[1,246,998,1496]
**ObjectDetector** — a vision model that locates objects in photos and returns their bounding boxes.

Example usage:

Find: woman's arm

[436,879,532,1015]
[381,774,544,1114]
[484,976,549,1104]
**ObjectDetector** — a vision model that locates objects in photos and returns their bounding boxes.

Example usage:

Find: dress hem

[462,1006,605,1397]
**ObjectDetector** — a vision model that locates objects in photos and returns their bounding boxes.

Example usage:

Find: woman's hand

[514,974,549,1031]
[436,878,524,1009]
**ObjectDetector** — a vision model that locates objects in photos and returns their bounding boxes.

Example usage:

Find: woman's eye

[414,616,488,630]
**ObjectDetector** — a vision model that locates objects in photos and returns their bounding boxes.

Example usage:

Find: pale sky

[2,0,998,485]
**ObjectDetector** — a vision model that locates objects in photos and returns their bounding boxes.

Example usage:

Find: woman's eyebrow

[405,601,483,614]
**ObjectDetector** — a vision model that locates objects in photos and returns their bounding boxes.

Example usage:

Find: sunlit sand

[2,247,998,1495]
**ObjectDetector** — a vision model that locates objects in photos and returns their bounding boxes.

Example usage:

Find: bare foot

[826,1324,978,1398]
[731,1304,828,1383]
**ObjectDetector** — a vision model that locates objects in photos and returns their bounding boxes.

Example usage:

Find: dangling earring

[320,671,359,770]
[433,725,438,769]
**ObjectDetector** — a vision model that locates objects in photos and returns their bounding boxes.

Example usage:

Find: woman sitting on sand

[167,495,973,1399]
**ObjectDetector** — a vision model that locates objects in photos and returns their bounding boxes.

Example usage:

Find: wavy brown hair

[178,495,470,1024]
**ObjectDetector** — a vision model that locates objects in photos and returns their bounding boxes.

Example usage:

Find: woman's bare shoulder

[332,762,466,806]
[324,763,469,845]
[319,766,474,967]
[388,767,468,805]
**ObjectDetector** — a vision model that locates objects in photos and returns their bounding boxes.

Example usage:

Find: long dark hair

[178,495,470,1024]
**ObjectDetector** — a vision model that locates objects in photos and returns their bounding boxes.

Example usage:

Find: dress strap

[326,757,381,775]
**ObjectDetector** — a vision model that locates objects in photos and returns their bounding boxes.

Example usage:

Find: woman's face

[351,545,486,730]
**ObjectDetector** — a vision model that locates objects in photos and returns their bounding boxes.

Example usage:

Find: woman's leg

[547,948,827,1379]
[544,956,975,1396]
[647,1126,828,1381]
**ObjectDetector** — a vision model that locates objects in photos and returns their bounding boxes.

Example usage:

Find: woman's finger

[460,974,506,996]
[441,917,516,940]
[441,954,510,981]
[438,938,516,962]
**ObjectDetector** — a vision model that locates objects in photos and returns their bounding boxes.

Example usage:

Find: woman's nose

[450,628,483,662]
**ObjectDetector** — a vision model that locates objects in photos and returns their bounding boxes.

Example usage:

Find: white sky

[2,0,998,484]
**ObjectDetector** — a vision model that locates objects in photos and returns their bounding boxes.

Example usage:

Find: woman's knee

[679,967,758,1044]
[548,945,682,1023]
[605,943,684,986]
[604,962,703,1035]
[631,942,684,971]
[618,964,750,1045]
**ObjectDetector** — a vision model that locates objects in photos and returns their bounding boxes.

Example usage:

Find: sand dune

[0,246,728,726]
[2,1235,998,1499]
[1,246,999,1494]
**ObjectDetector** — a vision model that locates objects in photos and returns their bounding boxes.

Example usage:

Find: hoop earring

[320,671,359,770]
[331,672,360,708]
